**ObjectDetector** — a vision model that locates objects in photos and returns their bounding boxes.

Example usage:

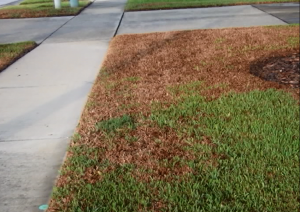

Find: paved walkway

[0,0,20,7]
[117,5,287,35]
[0,2,297,212]
[0,0,126,211]
[0,17,73,44]
[253,2,299,24]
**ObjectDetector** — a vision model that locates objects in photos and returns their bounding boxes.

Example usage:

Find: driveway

[252,2,300,24]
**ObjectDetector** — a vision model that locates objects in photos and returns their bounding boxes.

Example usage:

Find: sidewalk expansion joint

[39,0,97,44]
[40,16,77,44]
[113,11,125,37]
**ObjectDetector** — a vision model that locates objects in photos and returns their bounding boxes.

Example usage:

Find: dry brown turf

[48,25,299,210]
[86,26,299,123]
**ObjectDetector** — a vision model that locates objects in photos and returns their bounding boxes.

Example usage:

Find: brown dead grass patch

[80,25,299,177]
[48,25,299,211]
[85,26,299,120]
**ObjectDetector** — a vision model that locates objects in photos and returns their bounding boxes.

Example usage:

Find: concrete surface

[0,0,20,7]
[0,41,108,141]
[0,41,109,212]
[45,0,126,43]
[0,138,69,212]
[252,3,300,24]
[0,17,73,44]
[0,0,126,211]
[117,5,287,35]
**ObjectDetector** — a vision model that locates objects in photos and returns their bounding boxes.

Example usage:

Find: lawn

[19,0,69,4]
[0,0,91,19]
[48,25,299,212]
[125,0,299,11]
[0,41,36,72]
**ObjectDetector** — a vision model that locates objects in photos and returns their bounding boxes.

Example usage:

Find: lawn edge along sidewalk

[0,0,126,211]
[0,0,92,19]
[124,0,299,11]
[0,41,37,72]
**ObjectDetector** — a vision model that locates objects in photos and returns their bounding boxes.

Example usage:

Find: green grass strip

[125,0,299,11]
[3,1,88,9]
[20,0,69,5]
[52,88,299,211]
[0,41,36,72]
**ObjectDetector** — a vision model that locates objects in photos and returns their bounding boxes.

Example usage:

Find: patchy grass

[19,0,69,4]
[95,114,136,135]
[48,25,299,212]
[0,0,91,19]
[125,0,299,11]
[0,41,36,72]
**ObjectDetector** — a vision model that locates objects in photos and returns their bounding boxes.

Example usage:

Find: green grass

[95,115,136,135]
[52,87,299,211]
[125,0,299,11]
[19,0,68,5]
[0,41,36,72]
[0,0,91,18]
[3,1,88,9]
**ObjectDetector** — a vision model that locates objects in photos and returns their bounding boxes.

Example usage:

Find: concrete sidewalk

[0,17,73,44]
[0,0,126,211]
[117,5,287,35]
[0,0,21,7]
[0,0,15,6]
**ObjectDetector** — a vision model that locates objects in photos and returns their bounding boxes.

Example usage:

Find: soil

[250,53,300,88]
